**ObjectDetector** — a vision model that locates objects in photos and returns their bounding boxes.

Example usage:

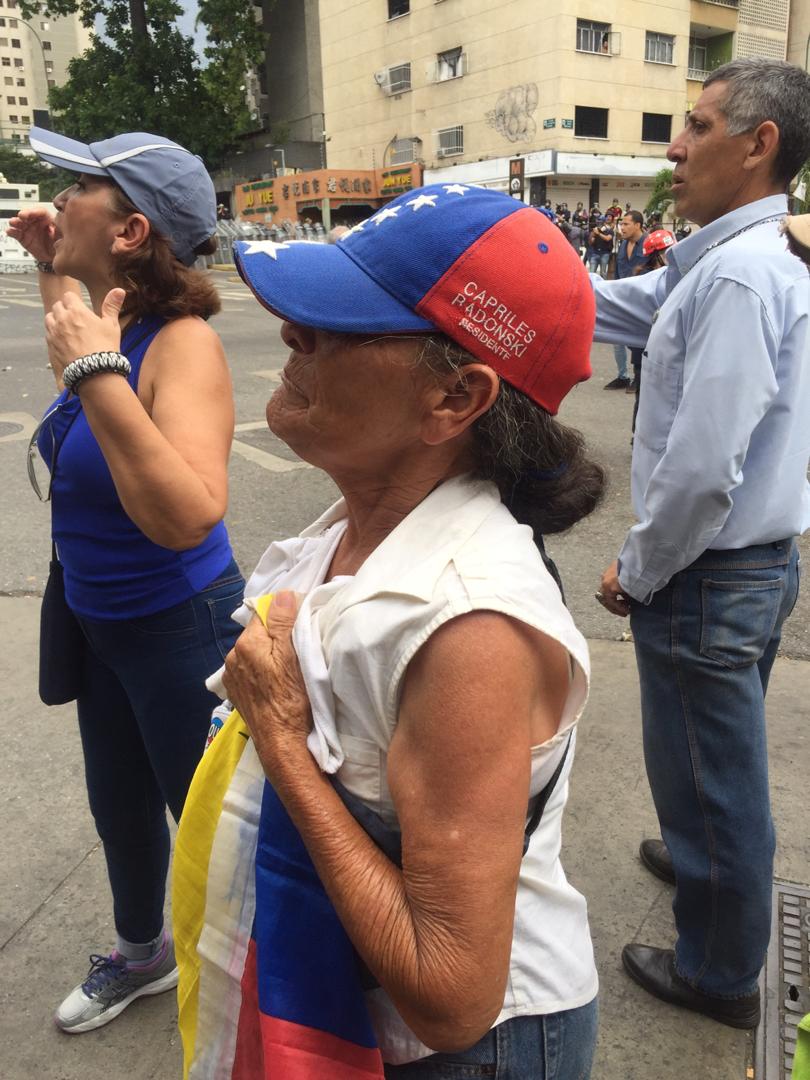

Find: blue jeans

[629,539,800,997]
[75,560,244,944]
[384,1000,598,1079]
[612,344,628,380]
[587,252,610,276]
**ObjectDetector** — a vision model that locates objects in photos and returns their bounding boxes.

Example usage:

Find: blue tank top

[39,315,234,620]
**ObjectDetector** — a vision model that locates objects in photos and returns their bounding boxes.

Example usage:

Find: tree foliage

[645,168,674,219]
[19,0,268,170]
[0,144,72,199]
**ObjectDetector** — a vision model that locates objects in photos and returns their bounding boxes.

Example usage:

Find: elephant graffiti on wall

[486,84,540,143]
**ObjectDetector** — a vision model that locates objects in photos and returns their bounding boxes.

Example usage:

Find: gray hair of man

[703,58,810,186]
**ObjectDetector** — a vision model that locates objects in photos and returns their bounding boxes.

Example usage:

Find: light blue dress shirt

[591,195,810,603]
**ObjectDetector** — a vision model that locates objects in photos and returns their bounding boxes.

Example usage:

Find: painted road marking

[230,438,309,473]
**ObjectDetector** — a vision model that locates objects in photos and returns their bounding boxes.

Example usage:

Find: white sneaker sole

[55,966,179,1034]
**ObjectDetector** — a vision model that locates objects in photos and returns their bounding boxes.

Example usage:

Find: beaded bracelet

[62,352,132,394]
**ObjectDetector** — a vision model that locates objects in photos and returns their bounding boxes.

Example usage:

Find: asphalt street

[1,270,808,1080]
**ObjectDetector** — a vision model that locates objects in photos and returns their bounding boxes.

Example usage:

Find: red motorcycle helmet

[643,229,676,256]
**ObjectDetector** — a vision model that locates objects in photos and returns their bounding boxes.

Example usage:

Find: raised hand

[7,207,57,264]
[44,289,125,383]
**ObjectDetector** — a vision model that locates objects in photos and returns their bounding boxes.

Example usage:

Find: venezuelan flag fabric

[173,595,385,1079]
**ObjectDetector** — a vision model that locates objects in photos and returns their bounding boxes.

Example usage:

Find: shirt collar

[317,474,502,606]
[668,194,788,275]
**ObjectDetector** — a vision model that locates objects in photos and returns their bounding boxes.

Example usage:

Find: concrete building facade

[0,1,92,142]
[318,0,796,211]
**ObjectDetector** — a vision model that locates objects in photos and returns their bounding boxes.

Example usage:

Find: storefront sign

[233,164,422,224]
[508,157,525,201]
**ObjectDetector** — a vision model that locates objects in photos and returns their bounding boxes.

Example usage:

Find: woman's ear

[110,213,151,257]
[421,364,499,446]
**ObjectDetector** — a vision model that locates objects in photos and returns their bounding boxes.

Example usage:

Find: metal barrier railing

[196,219,328,269]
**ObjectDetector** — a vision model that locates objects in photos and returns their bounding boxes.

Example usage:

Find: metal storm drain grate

[756,880,810,1079]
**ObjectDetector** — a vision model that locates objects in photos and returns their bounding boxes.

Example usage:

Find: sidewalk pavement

[1,596,806,1080]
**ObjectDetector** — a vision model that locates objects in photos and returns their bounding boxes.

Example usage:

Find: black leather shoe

[639,838,676,885]
[621,944,761,1029]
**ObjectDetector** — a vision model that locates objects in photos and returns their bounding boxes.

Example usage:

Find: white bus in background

[0,176,40,272]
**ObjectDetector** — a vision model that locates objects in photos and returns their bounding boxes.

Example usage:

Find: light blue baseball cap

[28,127,216,266]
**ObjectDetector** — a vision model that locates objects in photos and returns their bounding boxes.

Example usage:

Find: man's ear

[743,119,780,177]
[421,364,499,446]
[110,213,151,257]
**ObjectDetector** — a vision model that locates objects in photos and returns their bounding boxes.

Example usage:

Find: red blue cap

[234,183,594,414]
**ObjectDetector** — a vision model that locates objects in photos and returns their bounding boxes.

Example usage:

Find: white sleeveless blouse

[225,475,599,1065]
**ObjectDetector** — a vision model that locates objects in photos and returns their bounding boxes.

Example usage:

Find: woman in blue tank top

[9,129,245,1034]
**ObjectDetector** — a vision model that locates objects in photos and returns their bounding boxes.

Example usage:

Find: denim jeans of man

[629,539,800,997]
[612,344,629,380]
[75,561,245,944]
[384,1000,598,1080]
[587,252,610,276]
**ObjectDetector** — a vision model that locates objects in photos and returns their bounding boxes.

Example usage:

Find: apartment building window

[576,19,611,55]
[3,76,12,84]
[388,0,409,19]
[8,112,17,121]
[1,57,9,66]
[0,18,5,25]
[10,36,18,46]
[18,94,25,103]
[47,77,54,86]
[42,39,51,50]
[390,136,421,165]
[642,112,672,142]
[16,76,24,84]
[6,94,13,102]
[45,60,53,72]
[437,125,463,157]
[0,36,6,45]
[13,56,22,66]
[436,46,465,80]
[7,0,17,8]
[645,31,674,63]
[20,113,28,122]
[688,36,708,77]
[574,105,608,138]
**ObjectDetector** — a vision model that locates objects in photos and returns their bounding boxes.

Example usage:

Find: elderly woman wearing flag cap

[9,128,244,1033]
[173,184,604,1079]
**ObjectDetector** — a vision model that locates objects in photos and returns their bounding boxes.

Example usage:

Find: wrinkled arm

[230,608,568,1052]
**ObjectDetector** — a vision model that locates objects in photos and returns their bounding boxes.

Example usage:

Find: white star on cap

[340,221,366,240]
[407,194,438,211]
[443,184,469,196]
[373,206,401,225]
[241,240,291,260]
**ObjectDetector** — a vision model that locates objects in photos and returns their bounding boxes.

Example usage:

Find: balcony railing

[688,66,710,80]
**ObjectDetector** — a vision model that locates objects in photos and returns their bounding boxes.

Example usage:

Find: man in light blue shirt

[594,57,810,1029]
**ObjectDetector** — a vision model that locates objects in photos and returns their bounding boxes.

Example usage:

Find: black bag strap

[521,733,572,854]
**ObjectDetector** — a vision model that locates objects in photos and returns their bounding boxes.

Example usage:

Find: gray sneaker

[54,937,179,1033]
